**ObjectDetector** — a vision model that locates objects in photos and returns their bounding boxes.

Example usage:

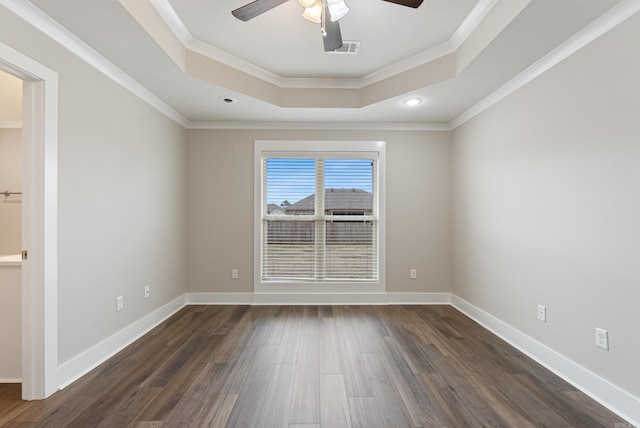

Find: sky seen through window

[266,158,373,207]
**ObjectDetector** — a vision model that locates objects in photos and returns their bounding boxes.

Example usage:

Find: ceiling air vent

[327,41,360,54]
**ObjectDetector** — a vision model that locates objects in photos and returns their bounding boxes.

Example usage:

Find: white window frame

[254,140,386,294]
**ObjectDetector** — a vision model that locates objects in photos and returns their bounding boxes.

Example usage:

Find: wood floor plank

[96,387,162,428]
[319,374,352,428]
[258,363,297,427]
[158,362,228,426]
[427,373,511,427]
[318,304,333,318]
[276,306,304,365]
[347,396,383,428]
[456,355,573,427]
[209,306,257,364]
[335,324,374,397]
[223,344,279,428]
[319,317,342,375]
[512,373,608,428]
[340,306,379,353]
[360,352,412,428]
[302,305,320,335]
[260,306,290,347]
[376,335,447,427]
[135,335,225,422]
[209,305,251,336]
[289,333,320,425]
[197,392,237,427]
[563,390,630,427]
[0,305,629,428]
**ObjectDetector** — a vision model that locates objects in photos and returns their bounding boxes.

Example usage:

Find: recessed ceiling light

[218,96,237,104]
[402,97,423,107]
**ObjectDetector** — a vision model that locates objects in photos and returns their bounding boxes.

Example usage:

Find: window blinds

[262,156,378,282]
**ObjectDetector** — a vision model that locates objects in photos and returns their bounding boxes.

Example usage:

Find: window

[254,141,385,293]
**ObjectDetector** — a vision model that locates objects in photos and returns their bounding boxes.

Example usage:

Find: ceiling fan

[231,0,424,52]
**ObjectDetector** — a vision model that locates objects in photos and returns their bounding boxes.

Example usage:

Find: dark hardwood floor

[0,305,629,427]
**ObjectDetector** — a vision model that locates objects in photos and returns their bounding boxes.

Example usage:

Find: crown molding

[10,0,633,132]
[450,0,499,49]
[1,0,188,127]
[370,0,497,90]
[449,0,640,130]
[186,120,451,131]
[147,0,497,90]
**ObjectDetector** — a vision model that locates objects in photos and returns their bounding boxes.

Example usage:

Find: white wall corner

[450,294,640,427]
[56,294,186,391]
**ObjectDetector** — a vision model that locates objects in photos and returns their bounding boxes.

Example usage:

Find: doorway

[0,41,58,400]
[0,69,23,386]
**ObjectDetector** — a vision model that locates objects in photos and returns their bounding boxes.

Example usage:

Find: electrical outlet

[231,269,239,279]
[537,304,546,322]
[144,285,150,299]
[410,269,417,279]
[595,327,609,350]
[116,296,124,311]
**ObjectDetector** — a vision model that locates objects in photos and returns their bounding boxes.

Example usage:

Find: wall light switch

[537,304,546,322]
[116,296,124,311]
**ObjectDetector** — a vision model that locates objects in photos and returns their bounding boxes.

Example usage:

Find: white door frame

[0,42,58,400]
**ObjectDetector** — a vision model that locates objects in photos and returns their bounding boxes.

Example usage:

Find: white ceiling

[169,0,477,78]
[23,0,625,126]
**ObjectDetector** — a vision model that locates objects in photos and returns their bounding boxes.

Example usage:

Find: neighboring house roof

[286,188,372,212]
[267,203,282,214]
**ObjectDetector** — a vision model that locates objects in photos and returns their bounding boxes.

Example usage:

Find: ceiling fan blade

[382,0,423,8]
[232,0,289,21]
[323,10,343,52]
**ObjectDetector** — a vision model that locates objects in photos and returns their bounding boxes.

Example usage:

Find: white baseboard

[451,294,640,427]
[185,292,451,305]
[56,294,186,390]
[187,292,253,305]
[387,292,451,304]
[252,292,389,305]
[0,378,21,383]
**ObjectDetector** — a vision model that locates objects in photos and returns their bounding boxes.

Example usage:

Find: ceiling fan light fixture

[302,0,322,23]
[327,0,349,21]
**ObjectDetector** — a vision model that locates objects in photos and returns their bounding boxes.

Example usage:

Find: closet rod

[1,191,22,197]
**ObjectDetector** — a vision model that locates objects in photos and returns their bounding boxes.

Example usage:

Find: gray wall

[0,7,188,364]
[452,12,640,397]
[187,129,452,295]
